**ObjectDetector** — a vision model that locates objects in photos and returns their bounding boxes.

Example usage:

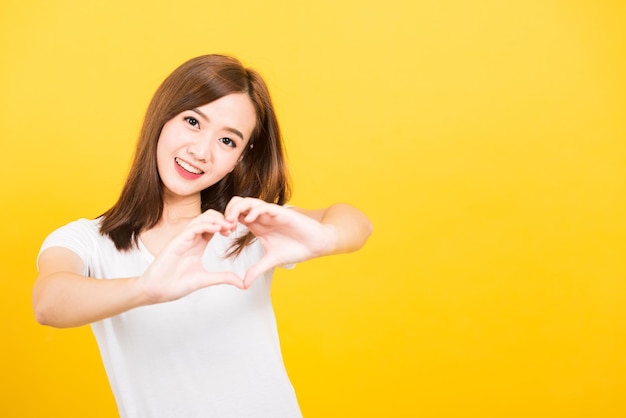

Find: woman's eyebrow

[191,108,244,140]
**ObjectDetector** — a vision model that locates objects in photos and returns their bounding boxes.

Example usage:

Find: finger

[189,213,234,234]
[182,222,222,241]
[194,209,233,226]
[224,196,263,222]
[240,203,280,224]
[223,196,246,221]
[172,223,226,251]
[197,271,245,290]
[242,256,276,289]
[224,195,244,212]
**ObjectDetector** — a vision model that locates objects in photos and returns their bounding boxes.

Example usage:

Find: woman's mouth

[175,157,204,178]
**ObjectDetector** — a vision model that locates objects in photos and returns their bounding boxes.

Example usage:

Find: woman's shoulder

[40,217,108,253]
[49,217,102,237]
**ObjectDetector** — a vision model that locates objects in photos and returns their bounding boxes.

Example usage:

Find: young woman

[33,54,372,418]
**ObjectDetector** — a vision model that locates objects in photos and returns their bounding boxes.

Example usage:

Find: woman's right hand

[138,209,245,304]
[34,210,244,328]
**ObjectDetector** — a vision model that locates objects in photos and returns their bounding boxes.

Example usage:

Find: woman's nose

[187,138,211,163]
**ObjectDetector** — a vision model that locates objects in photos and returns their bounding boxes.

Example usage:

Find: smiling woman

[156,94,256,196]
[31,54,373,418]
[96,55,293,255]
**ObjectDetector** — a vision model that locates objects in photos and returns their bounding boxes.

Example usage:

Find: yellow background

[1,0,625,417]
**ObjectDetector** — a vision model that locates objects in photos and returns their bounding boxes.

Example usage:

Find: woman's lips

[174,157,204,179]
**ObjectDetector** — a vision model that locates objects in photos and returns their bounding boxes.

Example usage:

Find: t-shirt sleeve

[37,218,100,276]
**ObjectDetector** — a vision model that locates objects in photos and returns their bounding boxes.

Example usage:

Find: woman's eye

[184,117,200,128]
[220,137,235,148]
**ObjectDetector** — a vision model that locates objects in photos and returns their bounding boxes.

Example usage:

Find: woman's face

[156,93,257,202]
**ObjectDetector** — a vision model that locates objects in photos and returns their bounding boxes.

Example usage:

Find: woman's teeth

[175,157,204,174]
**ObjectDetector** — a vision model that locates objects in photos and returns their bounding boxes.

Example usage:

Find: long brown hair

[100,55,291,255]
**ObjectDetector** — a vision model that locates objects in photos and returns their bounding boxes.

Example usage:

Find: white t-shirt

[39,218,302,418]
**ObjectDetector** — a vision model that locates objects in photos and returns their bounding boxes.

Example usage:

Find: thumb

[242,256,277,289]
[198,271,245,290]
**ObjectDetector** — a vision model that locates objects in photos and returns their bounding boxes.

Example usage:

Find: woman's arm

[225,198,373,288]
[33,211,245,328]
[33,247,147,328]
[292,203,373,255]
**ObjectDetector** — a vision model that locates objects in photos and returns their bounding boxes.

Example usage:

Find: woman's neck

[161,195,202,225]
[140,195,202,257]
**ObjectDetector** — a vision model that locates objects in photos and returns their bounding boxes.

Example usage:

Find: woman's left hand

[224,197,338,288]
